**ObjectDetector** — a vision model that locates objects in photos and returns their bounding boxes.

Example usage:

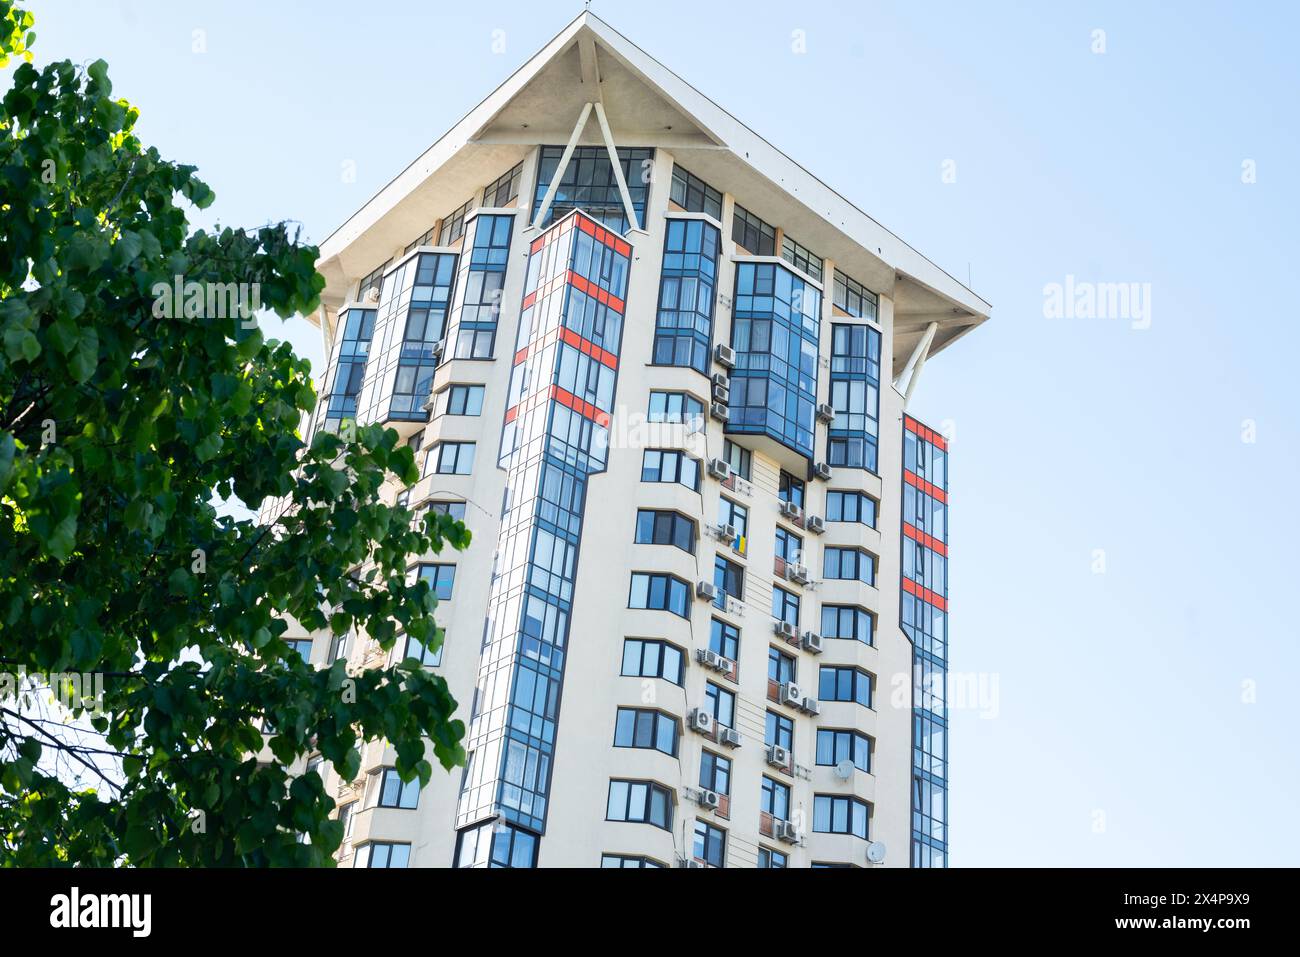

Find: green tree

[0,2,466,865]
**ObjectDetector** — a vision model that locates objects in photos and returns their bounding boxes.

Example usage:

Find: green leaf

[46,514,77,561]
[68,327,99,383]
[4,326,39,362]
[0,432,14,490]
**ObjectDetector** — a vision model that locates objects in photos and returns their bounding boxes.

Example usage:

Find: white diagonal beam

[899,321,940,409]
[593,101,640,232]
[532,101,594,230]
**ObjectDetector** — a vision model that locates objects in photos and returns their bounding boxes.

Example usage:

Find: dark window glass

[765,710,793,749]
[709,618,739,660]
[416,563,456,601]
[483,162,524,208]
[832,270,878,321]
[635,509,697,553]
[816,728,873,773]
[781,235,823,282]
[705,682,735,728]
[669,165,723,220]
[641,449,700,489]
[621,638,685,684]
[826,490,877,527]
[533,145,654,232]
[628,572,691,619]
[699,750,732,795]
[373,767,420,809]
[614,708,679,757]
[768,646,796,685]
[772,586,800,626]
[606,779,674,830]
[824,546,875,585]
[761,776,792,821]
[732,204,775,256]
[813,794,871,839]
[648,390,705,425]
[819,665,874,708]
[693,820,726,867]
[821,605,874,645]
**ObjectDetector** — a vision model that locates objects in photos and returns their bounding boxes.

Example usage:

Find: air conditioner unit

[710,402,729,423]
[712,382,730,403]
[687,708,715,734]
[712,372,730,390]
[816,403,836,423]
[779,500,802,520]
[801,696,821,716]
[695,648,730,673]
[805,515,826,535]
[696,580,719,601]
[707,457,732,481]
[801,631,824,654]
[716,523,738,544]
[778,682,803,708]
[430,340,444,360]
[714,343,736,369]
[775,820,799,844]
[678,857,706,869]
[786,563,811,585]
[364,287,381,304]
[765,744,791,768]
[773,620,797,640]
[697,788,721,810]
[815,462,832,482]
[718,727,742,748]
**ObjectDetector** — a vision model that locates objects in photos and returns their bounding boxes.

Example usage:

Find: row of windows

[631,516,875,634]
[602,782,873,866]
[619,631,876,712]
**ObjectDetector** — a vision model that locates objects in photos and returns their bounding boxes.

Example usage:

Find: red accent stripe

[503,386,611,429]
[902,576,948,612]
[567,270,625,314]
[559,327,618,369]
[904,469,947,504]
[550,385,610,427]
[903,522,948,557]
[904,415,949,451]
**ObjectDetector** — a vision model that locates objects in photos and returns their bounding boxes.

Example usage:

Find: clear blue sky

[25,0,1299,866]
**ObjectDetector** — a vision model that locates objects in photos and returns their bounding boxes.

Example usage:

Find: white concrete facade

[284,13,985,869]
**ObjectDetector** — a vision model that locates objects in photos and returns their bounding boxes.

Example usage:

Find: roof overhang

[314,11,990,369]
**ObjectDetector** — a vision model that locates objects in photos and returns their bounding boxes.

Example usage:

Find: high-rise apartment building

[282,12,988,868]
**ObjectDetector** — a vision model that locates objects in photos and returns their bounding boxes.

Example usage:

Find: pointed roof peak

[317,10,990,351]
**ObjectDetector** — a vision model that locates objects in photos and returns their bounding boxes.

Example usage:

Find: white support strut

[593,101,640,232]
[900,321,939,410]
[532,101,594,230]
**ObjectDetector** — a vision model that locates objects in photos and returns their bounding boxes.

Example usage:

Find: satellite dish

[834,759,855,781]
[866,841,887,865]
